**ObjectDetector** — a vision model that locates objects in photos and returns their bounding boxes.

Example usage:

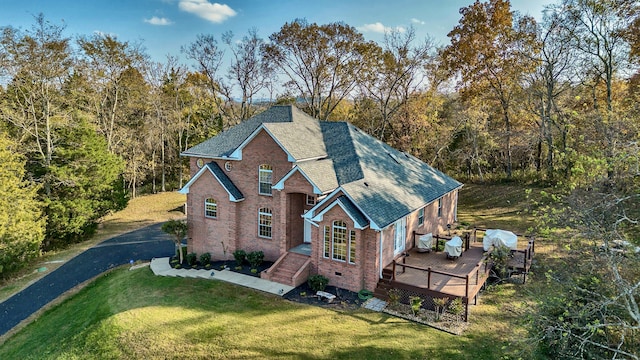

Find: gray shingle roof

[340,123,461,229]
[206,162,244,201]
[336,196,369,229]
[295,159,339,193]
[182,106,292,158]
[183,105,462,230]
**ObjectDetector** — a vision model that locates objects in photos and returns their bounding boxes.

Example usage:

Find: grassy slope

[0,184,545,359]
[0,268,500,360]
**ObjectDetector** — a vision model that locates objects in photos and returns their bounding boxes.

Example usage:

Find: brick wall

[186,170,238,260]
[187,129,293,262]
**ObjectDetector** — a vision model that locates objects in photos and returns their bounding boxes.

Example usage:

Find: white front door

[303,220,311,243]
[394,217,406,255]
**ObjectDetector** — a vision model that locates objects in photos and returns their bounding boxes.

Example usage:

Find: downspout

[378,230,383,279]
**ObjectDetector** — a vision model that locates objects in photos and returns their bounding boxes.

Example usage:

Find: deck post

[464,298,469,322]
[392,261,396,281]
[427,267,431,289]
[465,274,470,300]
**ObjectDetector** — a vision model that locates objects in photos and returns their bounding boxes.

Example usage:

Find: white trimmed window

[349,230,356,264]
[258,207,272,238]
[323,221,357,264]
[323,226,331,258]
[332,220,347,261]
[418,207,425,225]
[204,198,217,218]
[437,198,442,217]
[306,194,316,206]
[258,164,273,195]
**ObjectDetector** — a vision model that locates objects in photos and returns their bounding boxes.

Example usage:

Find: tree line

[0,0,639,355]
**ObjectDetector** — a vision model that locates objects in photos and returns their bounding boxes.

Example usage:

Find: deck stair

[373,268,394,300]
[261,252,311,287]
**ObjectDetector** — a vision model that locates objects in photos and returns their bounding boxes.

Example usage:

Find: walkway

[150,258,295,296]
[0,223,175,337]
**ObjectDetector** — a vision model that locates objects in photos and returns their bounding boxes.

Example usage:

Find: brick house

[179,105,462,293]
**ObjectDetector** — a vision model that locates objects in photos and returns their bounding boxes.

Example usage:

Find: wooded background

[0,0,639,356]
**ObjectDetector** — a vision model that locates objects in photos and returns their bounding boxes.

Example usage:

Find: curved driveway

[0,223,174,336]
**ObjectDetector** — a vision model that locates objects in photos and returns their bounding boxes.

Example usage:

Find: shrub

[490,245,513,278]
[409,296,423,316]
[233,249,246,267]
[199,252,211,265]
[246,250,264,269]
[307,274,329,292]
[448,297,464,322]
[433,297,449,321]
[186,252,197,266]
[387,288,401,307]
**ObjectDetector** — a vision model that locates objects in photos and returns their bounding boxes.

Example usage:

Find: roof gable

[179,162,244,202]
[309,195,369,230]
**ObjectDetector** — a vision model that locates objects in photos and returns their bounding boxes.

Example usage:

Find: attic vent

[387,152,400,164]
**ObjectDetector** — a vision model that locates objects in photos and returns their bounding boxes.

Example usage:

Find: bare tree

[221,29,273,122]
[262,19,376,120]
[356,27,435,143]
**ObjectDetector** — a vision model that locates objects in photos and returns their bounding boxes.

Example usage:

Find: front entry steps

[261,252,311,288]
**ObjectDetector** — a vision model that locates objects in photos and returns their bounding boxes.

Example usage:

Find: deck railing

[391,253,491,320]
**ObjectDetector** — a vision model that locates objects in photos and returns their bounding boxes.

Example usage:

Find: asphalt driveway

[0,223,174,337]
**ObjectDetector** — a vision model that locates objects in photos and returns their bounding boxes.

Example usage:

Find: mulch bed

[283,283,362,311]
[169,257,274,276]
[169,256,362,310]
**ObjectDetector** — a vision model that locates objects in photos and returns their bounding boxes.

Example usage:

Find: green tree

[44,116,126,247]
[0,133,45,276]
[161,219,188,264]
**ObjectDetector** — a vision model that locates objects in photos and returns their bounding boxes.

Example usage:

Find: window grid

[349,230,356,264]
[323,226,331,258]
[306,194,316,206]
[418,207,424,225]
[204,198,217,218]
[332,221,347,261]
[259,164,273,195]
[258,208,272,238]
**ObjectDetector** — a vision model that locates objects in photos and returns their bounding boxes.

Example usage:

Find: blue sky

[1,0,552,63]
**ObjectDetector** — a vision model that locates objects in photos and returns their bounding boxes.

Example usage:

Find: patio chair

[445,236,463,260]
[417,233,433,253]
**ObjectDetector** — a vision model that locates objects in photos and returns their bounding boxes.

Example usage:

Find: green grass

[0,268,503,359]
[457,183,536,234]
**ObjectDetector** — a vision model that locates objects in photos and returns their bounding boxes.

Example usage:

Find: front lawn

[0,267,505,359]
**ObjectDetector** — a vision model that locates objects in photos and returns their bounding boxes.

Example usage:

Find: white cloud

[411,18,425,25]
[178,0,236,23]
[358,22,406,34]
[144,16,173,26]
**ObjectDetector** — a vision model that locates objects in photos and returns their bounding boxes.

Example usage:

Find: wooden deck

[391,242,489,298]
[375,231,535,322]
